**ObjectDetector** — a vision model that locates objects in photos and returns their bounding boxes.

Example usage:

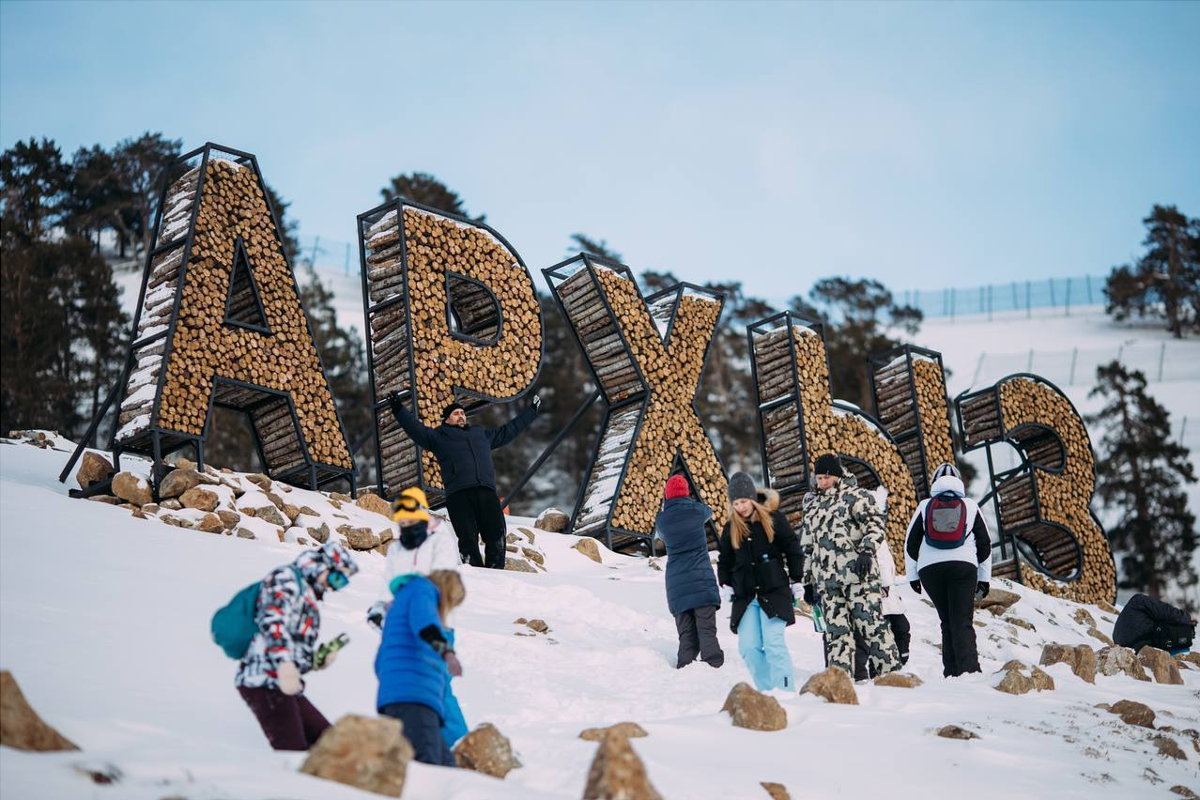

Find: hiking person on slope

[234,541,359,750]
[387,392,541,569]
[717,471,804,691]
[904,462,992,677]
[366,487,468,747]
[376,570,466,766]
[655,473,724,669]
[800,454,900,679]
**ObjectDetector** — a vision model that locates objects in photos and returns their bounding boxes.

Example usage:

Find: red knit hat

[664,474,690,500]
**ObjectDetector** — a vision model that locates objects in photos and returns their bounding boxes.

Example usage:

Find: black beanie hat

[442,402,466,422]
[814,453,844,477]
[728,471,757,501]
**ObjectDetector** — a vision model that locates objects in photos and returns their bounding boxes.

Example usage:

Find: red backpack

[924,491,968,550]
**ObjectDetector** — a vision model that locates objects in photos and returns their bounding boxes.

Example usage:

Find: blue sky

[2,1,1197,302]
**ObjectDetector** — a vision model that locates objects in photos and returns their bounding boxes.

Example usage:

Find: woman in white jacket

[366,487,466,746]
[904,463,992,677]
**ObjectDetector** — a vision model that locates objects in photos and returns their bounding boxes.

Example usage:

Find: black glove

[803,585,817,606]
[853,551,873,579]
[531,394,542,414]
[366,602,386,632]
[385,391,408,415]
[910,580,922,594]
[977,581,990,599]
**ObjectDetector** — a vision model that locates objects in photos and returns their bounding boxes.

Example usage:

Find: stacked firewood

[870,351,956,499]
[995,377,1114,604]
[115,166,201,441]
[552,266,646,404]
[750,324,918,564]
[150,158,352,470]
[361,205,541,498]
[597,270,727,536]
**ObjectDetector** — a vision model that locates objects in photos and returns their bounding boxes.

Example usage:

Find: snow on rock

[2,435,1199,798]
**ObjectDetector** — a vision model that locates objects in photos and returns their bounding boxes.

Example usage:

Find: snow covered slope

[1,437,1198,799]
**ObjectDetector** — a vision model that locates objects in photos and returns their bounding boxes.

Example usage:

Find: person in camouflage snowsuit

[800,453,900,678]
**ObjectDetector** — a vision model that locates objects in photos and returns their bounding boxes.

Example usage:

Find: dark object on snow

[1113,594,1195,653]
[655,497,720,615]
[238,685,330,751]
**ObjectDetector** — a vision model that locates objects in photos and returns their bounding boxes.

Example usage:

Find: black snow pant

[853,614,911,680]
[919,561,981,677]
[238,686,330,751]
[380,702,456,767]
[445,486,506,569]
[675,605,724,668]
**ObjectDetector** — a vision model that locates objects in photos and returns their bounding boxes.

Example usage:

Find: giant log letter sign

[747,312,918,563]
[958,375,1115,604]
[545,256,727,551]
[112,144,353,491]
[357,200,542,504]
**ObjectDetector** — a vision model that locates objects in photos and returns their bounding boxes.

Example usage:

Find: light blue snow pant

[441,630,467,748]
[737,600,795,691]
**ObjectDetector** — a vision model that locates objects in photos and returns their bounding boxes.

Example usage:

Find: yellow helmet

[391,487,431,524]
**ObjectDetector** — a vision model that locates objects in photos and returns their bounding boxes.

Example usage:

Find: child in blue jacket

[375,569,465,766]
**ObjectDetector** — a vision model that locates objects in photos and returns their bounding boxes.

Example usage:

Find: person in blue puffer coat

[376,570,466,766]
[655,474,724,669]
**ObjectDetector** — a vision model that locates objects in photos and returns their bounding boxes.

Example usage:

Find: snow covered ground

[2,438,1198,799]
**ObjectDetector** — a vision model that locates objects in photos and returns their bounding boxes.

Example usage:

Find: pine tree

[569,234,622,262]
[791,277,923,411]
[1088,361,1197,601]
[0,138,70,244]
[1106,204,1200,338]
[111,133,182,262]
[380,172,481,221]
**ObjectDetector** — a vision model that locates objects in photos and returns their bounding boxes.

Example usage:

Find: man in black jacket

[387,393,541,569]
[1112,594,1197,654]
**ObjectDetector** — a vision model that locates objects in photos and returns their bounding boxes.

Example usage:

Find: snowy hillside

[2,436,1198,799]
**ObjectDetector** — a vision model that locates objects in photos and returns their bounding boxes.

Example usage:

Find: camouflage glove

[803,585,817,606]
[853,551,874,579]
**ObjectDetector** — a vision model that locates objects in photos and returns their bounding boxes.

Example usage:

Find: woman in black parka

[717,472,805,692]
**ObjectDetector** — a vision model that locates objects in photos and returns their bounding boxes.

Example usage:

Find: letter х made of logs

[546,256,729,542]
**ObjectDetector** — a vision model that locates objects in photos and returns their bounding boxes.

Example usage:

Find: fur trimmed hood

[756,487,781,512]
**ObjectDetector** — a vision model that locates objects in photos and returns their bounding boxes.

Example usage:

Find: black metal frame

[543,255,726,554]
[60,142,355,497]
[746,311,913,513]
[444,271,502,345]
[867,344,951,500]
[955,373,1108,586]
[222,236,271,334]
[357,197,544,503]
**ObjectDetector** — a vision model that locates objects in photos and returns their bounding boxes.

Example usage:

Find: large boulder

[111,472,153,506]
[874,672,923,689]
[975,588,1020,615]
[76,451,114,489]
[994,661,1054,695]
[1039,644,1097,684]
[535,508,569,532]
[582,729,662,800]
[1106,699,1156,729]
[722,682,788,730]
[180,486,219,512]
[1154,735,1188,760]
[800,667,859,705]
[0,671,79,752]
[1138,646,1184,685]
[299,714,412,796]
[453,722,521,778]
[159,468,201,499]
[356,491,392,518]
[1097,646,1151,681]
[252,504,289,528]
[572,537,602,563]
[580,722,648,742]
[936,725,980,740]
[245,473,272,492]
